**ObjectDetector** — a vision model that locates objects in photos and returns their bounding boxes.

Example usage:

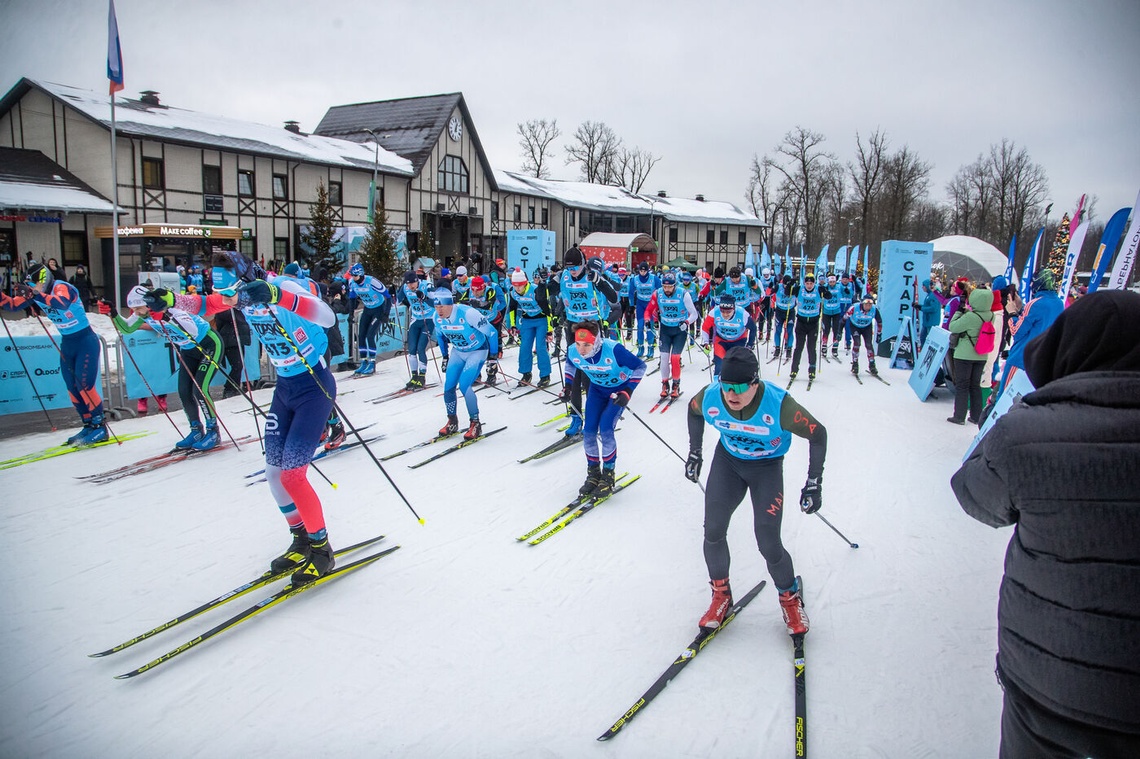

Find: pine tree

[300,180,344,275]
[415,229,436,268]
[357,204,401,289]
[1046,212,1071,282]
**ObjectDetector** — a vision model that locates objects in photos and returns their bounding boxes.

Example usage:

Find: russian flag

[107,0,124,94]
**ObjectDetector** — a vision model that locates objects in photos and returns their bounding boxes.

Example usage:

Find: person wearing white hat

[507,268,552,386]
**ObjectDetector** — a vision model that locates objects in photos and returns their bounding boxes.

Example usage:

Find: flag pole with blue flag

[1004,234,1017,284]
[108,0,125,310]
[760,242,772,277]
[1018,228,1045,303]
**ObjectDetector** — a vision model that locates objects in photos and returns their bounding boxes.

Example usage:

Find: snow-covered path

[0,345,1008,758]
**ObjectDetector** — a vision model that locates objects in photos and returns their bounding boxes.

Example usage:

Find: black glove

[14,282,35,299]
[441,356,449,372]
[558,384,573,403]
[586,268,599,283]
[800,477,822,514]
[610,390,630,407]
[685,451,703,483]
[142,288,175,312]
[242,280,280,305]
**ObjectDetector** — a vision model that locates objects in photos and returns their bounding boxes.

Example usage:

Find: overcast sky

[2,0,1137,231]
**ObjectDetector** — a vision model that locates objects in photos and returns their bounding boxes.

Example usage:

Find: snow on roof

[0,180,117,214]
[496,171,764,226]
[929,235,1008,277]
[33,80,413,176]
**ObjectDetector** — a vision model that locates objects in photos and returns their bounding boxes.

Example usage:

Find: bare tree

[564,121,622,184]
[880,144,932,239]
[763,127,837,254]
[849,129,888,244]
[613,146,660,193]
[516,119,561,179]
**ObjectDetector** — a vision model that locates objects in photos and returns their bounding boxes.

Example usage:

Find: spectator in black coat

[69,265,97,308]
[951,290,1140,758]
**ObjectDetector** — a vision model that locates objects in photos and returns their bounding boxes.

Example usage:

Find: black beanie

[713,266,725,278]
[720,347,759,384]
[564,247,584,267]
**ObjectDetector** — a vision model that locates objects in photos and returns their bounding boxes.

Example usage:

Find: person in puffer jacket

[950,290,1140,759]
[946,286,994,424]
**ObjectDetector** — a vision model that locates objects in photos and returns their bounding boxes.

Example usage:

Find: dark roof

[0,147,117,213]
[314,93,497,188]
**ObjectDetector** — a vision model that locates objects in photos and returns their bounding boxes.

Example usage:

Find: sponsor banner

[908,326,950,402]
[963,371,1036,460]
[878,240,932,344]
[0,335,98,414]
[507,230,556,274]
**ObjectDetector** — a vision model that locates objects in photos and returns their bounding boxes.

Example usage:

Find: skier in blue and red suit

[173,250,339,585]
[560,319,646,499]
[2,262,106,445]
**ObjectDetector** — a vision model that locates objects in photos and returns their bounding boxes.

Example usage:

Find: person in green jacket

[946,286,995,425]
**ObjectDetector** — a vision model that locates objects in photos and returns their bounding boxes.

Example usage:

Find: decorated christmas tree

[1046,212,1071,281]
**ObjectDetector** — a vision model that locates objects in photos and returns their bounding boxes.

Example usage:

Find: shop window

[437,155,469,194]
[238,169,255,197]
[272,174,289,200]
[329,181,342,206]
[274,238,289,259]
[238,238,255,257]
[142,157,165,190]
[61,232,86,268]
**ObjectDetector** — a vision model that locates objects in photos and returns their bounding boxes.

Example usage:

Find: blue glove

[242,280,280,305]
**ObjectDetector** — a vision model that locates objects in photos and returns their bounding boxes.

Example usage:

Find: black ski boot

[593,468,617,498]
[578,464,603,498]
[292,536,335,586]
[271,525,310,573]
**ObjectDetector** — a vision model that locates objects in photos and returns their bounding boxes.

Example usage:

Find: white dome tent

[928,235,1010,284]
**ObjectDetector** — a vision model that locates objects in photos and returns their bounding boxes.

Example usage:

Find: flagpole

[110,92,122,309]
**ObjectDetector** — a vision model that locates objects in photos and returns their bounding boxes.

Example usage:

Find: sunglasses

[721,380,754,394]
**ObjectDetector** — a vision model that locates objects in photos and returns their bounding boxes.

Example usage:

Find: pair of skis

[91,535,399,678]
[379,426,508,468]
[597,580,809,757]
[369,383,439,404]
[0,431,155,470]
[648,390,684,413]
[79,435,255,483]
[517,433,581,463]
[517,473,640,545]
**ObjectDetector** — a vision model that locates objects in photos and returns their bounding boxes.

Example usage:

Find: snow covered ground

[0,344,1009,758]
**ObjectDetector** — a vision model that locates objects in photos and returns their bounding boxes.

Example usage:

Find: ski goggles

[721,380,754,394]
[212,266,241,295]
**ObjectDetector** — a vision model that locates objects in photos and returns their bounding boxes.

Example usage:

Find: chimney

[139,90,161,106]
[695,194,705,202]
[657,190,667,198]
[284,121,302,134]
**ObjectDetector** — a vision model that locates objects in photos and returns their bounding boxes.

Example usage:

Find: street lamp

[363,128,381,222]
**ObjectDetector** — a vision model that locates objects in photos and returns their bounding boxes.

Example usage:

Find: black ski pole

[815,512,859,549]
[112,320,185,437]
[623,405,705,493]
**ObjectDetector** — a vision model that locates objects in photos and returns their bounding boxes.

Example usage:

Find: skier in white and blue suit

[560,320,645,500]
[348,262,392,376]
[396,271,436,390]
[432,288,498,441]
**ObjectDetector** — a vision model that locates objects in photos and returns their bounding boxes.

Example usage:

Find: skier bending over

[175,252,339,584]
[685,347,827,635]
[559,320,645,499]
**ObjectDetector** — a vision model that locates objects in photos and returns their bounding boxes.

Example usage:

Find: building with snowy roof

[0,78,764,301]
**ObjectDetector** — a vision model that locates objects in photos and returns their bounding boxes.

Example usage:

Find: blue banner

[909,326,950,401]
[506,230,556,275]
[878,240,932,344]
[0,334,97,414]
[1087,206,1131,293]
[120,331,260,399]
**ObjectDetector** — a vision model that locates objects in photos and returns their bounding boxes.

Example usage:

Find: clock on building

[448,117,462,141]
